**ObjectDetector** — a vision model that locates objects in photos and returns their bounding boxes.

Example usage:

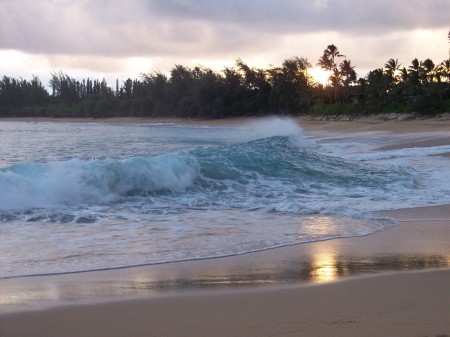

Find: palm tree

[384,58,401,97]
[317,54,333,74]
[340,60,357,85]
[395,67,411,97]
[448,29,450,57]
[399,67,408,83]
[408,58,421,95]
[436,59,450,82]
[339,59,357,102]
[409,58,420,72]
[420,58,445,107]
[421,58,435,83]
[317,44,345,102]
[323,44,345,68]
[384,58,401,80]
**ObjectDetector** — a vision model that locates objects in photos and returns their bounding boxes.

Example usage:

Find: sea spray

[0,154,200,211]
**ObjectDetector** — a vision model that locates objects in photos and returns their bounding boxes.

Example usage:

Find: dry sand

[1,116,450,337]
[299,114,450,133]
[3,113,450,131]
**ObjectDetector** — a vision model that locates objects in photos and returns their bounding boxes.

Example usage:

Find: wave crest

[0,154,200,211]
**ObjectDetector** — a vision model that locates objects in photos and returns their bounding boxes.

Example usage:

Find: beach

[1,115,450,337]
[1,270,450,337]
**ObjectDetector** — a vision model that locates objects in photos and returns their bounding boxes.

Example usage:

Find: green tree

[366,68,389,100]
[141,71,169,116]
[221,67,246,116]
[0,76,49,116]
[123,78,133,98]
[235,59,271,114]
[167,65,195,116]
[191,67,224,118]
[49,71,80,105]
[269,57,312,113]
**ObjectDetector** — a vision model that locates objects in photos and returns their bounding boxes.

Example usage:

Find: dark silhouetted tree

[318,44,345,102]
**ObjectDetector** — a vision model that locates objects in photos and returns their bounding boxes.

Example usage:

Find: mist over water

[1,118,450,278]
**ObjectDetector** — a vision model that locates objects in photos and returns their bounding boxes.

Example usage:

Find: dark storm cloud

[1,0,448,58]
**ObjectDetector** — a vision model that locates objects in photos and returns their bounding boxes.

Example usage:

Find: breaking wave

[0,132,416,217]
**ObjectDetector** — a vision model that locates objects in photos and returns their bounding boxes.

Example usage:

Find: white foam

[311,132,450,211]
[239,117,301,140]
[2,121,450,279]
[0,154,200,211]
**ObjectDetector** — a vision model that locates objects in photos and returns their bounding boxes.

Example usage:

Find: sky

[1,0,449,87]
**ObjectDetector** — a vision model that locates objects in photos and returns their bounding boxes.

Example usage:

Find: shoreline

[2,204,450,283]
[2,113,450,131]
[1,117,450,336]
[1,204,449,307]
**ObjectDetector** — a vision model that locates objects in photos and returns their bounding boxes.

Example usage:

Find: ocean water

[1,118,450,279]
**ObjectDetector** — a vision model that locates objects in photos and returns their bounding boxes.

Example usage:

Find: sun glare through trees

[308,67,331,86]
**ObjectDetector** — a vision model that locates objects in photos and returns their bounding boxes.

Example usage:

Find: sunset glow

[1,1,448,86]
[308,67,331,86]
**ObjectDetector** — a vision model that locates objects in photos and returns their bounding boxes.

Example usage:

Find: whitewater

[1,118,450,279]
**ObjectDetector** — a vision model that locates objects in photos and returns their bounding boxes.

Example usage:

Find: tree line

[1,34,449,119]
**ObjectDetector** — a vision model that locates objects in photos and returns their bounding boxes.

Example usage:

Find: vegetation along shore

[1,31,450,119]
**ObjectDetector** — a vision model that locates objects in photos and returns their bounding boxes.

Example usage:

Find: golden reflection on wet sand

[309,251,339,282]
[300,216,343,282]
[2,213,450,309]
[1,251,449,309]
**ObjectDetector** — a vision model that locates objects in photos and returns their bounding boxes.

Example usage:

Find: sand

[2,113,450,130]
[299,114,450,133]
[1,269,449,337]
[1,116,450,337]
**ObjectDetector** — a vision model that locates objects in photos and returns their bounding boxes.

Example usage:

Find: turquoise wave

[0,135,415,214]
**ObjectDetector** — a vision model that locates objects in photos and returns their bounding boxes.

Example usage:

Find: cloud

[46,54,127,73]
[0,0,448,80]
[2,0,448,56]
[149,0,450,34]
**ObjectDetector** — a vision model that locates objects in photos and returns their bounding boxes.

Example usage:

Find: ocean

[1,117,450,279]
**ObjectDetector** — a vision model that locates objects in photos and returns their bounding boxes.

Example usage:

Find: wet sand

[1,269,449,337]
[1,116,450,336]
[1,205,449,336]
